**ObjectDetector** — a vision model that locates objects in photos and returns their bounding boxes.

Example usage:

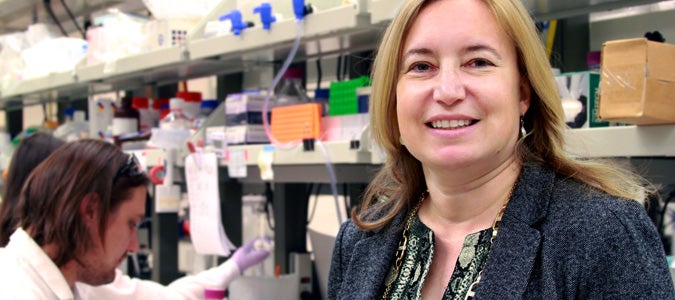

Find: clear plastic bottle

[160,98,192,130]
[276,67,310,104]
[177,91,202,120]
[152,98,170,126]
[193,99,219,131]
[54,108,89,142]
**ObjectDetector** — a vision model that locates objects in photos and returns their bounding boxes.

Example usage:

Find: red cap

[153,98,169,110]
[176,91,202,103]
[283,67,303,79]
[132,97,149,109]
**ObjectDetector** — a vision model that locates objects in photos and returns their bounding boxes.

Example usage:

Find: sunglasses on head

[113,154,144,185]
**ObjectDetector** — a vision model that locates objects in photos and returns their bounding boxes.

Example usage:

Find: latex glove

[231,237,271,273]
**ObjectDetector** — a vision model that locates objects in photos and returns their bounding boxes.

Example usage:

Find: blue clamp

[292,0,305,20]
[253,3,276,30]
[219,10,247,36]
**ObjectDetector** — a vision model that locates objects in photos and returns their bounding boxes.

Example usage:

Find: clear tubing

[316,139,344,225]
[261,18,344,225]
[262,20,304,150]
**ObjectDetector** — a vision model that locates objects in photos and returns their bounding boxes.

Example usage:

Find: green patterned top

[382,214,493,300]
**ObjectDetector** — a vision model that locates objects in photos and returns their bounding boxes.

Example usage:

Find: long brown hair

[0,133,65,246]
[355,0,648,230]
[17,139,149,266]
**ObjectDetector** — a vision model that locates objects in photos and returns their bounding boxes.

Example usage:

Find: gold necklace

[381,184,516,300]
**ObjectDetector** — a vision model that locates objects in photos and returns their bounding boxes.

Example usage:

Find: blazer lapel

[476,164,554,299]
[342,228,401,299]
[477,216,541,299]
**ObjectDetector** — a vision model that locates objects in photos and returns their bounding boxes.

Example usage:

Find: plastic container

[177,91,202,119]
[193,99,219,130]
[54,108,89,142]
[153,98,170,122]
[328,76,371,116]
[160,98,192,130]
[132,97,154,131]
[276,67,310,104]
[112,96,140,136]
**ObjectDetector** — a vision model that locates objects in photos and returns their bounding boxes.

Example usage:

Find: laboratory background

[0,0,674,299]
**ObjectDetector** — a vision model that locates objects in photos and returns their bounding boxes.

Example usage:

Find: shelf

[525,0,670,21]
[565,125,675,158]
[2,0,672,105]
[227,140,372,166]
[365,0,673,25]
[0,3,377,103]
[368,0,404,24]
[189,4,370,61]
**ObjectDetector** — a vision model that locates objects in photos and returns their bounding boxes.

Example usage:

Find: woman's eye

[408,62,433,72]
[468,58,495,68]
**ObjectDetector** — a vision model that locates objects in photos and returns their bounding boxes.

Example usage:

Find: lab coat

[0,228,242,300]
[77,259,241,300]
[0,228,79,300]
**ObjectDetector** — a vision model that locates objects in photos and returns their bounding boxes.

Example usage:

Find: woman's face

[396,0,530,176]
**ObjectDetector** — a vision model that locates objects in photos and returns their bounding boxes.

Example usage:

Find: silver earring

[520,117,527,137]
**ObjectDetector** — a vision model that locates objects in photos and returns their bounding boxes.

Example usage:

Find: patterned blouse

[382,214,493,300]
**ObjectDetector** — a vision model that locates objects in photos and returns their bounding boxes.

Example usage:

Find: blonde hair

[355,0,649,230]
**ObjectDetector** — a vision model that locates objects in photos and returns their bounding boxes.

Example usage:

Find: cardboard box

[598,38,675,125]
[555,71,609,128]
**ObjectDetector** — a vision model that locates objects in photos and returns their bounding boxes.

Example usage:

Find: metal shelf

[524,0,670,21]
[565,125,675,158]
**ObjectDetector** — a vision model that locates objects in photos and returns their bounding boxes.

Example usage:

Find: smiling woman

[327,0,675,299]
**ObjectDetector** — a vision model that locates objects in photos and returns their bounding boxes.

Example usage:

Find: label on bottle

[112,118,138,135]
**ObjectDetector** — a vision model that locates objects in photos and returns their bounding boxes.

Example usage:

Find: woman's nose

[432,67,466,105]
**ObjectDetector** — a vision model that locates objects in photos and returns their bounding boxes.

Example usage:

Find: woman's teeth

[430,120,472,129]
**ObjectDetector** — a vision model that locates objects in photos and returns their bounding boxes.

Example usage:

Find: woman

[0,132,65,246]
[328,0,674,299]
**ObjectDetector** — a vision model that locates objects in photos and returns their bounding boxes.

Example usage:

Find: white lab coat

[77,259,241,300]
[0,228,242,300]
[0,228,79,300]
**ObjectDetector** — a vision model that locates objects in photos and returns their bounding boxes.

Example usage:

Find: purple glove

[231,237,271,273]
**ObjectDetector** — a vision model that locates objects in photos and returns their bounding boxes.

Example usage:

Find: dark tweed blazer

[328,164,675,299]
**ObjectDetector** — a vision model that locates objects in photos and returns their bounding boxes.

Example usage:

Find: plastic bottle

[54,108,90,142]
[160,98,192,130]
[152,98,170,126]
[177,91,202,120]
[276,67,310,104]
[112,96,140,136]
[132,97,154,131]
[193,99,219,131]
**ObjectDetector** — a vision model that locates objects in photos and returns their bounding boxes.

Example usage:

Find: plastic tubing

[316,140,344,225]
[261,20,304,149]
[261,18,344,225]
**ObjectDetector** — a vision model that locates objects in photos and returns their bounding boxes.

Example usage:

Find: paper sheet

[185,152,236,256]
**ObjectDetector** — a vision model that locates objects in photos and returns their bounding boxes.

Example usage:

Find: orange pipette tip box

[271,103,323,143]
